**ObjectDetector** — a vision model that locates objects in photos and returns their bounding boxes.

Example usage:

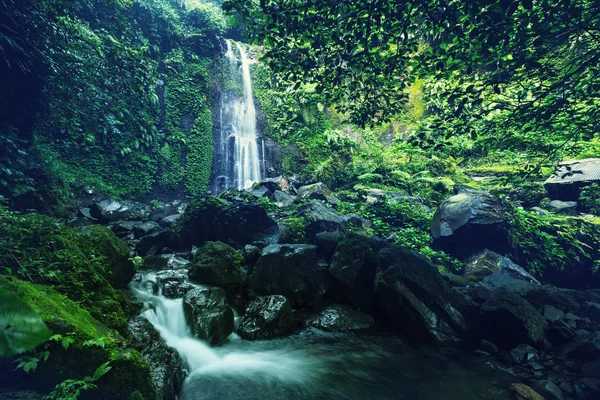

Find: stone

[465,250,540,294]
[480,340,499,354]
[78,207,97,221]
[306,304,374,332]
[247,244,329,307]
[374,243,475,343]
[559,332,600,362]
[273,190,295,208]
[547,320,577,346]
[183,287,234,346]
[143,254,190,271]
[329,235,377,311]
[246,185,271,199]
[241,245,261,268]
[510,383,546,400]
[544,158,600,201]
[509,344,539,364]
[89,199,132,222]
[237,295,294,340]
[547,200,578,215]
[431,186,510,259]
[315,231,346,263]
[296,182,339,205]
[159,214,180,228]
[188,241,245,288]
[162,281,195,299]
[532,379,566,400]
[128,315,185,400]
[480,293,548,349]
[543,305,565,322]
[136,231,171,256]
[133,221,162,239]
[297,201,346,241]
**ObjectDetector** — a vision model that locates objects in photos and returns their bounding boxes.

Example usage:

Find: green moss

[280,217,308,243]
[189,241,245,286]
[332,237,374,272]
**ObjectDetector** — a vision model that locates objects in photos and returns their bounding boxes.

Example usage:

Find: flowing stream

[212,40,262,193]
[131,270,515,400]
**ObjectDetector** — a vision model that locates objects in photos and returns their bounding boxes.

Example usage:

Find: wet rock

[143,254,190,271]
[329,235,377,311]
[217,203,280,247]
[581,302,600,323]
[532,379,565,400]
[159,214,180,228]
[183,287,234,346]
[547,200,578,215]
[155,269,188,285]
[465,250,539,286]
[255,176,290,193]
[364,188,408,205]
[78,207,97,221]
[315,231,346,263]
[306,304,374,332]
[431,186,510,259]
[480,293,547,350]
[238,295,294,340]
[547,320,577,346]
[128,315,185,400]
[169,197,228,247]
[525,289,581,313]
[248,244,329,307]
[296,182,339,205]
[188,241,245,287]
[374,243,475,343]
[136,231,171,256]
[90,199,132,222]
[510,383,546,400]
[480,340,499,355]
[246,185,271,199]
[162,281,195,299]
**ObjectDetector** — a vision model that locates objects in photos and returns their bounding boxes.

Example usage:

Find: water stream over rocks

[131,270,514,400]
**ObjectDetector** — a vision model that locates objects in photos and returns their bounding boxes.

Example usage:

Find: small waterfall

[212,40,262,194]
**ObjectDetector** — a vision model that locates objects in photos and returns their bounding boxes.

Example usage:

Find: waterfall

[212,40,262,194]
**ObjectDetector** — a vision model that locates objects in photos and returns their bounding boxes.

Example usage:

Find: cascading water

[130,270,514,400]
[212,39,262,194]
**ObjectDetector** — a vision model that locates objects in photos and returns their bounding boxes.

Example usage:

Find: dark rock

[329,236,377,311]
[248,244,329,307]
[169,197,228,247]
[246,185,271,199]
[364,188,409,205]
[217,203,280,247]
[547,320,577,346]
[544,158,600,201]
[241,245,261,268]
[237,295,294,340]
[136,231,171,256]
[128,315,185,400]
[464,250,539,285]
[374,243,475,343]
[480,340,499,355]
[431,186,510,259]
[480,293,547,349]
[155,269,188,285]
[90,199,132,222]
[532,379,566,400]
[188,241,245,287]
[581,302,600,323]
[162,281,195,299]
[306,304,374,332]
[547,200,578,215]
[583,358,600,378]
[183,287,234,346]
[559,332,600,362]
[143,254,190,271]
[78,207,97,221]
[133,221,162,239]
[315,231,346,263]
[298,201,345,241]
[296,182,339,205]
[509,344,539,364]
[525,289,581,313]
[543,305,565,322]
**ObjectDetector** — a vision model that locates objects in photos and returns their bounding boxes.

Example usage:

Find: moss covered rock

[183,287,234,346]
[188,241,245,287]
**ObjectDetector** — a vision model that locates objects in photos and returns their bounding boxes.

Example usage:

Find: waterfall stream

[212,40,262,194]
[130,270,514,400]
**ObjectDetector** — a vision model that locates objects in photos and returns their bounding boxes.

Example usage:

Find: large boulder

[465,250,540,294]
[306,304,374,332]
[374,244,475,343]
[171,197,279,248]
[431,186,510,259]
[297,201,345,241]
[89,199,133,222]
[480,293,548,350]
[247,244,329,307]
[296,182,339,205]
[183,287,234,346]
[544,158,600,201]
[188,241,245,287]
[129,316,185,400]
[237,295,294,340]
[329,236,378,311]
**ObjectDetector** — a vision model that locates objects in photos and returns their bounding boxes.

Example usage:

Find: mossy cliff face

[0,206,157,399]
